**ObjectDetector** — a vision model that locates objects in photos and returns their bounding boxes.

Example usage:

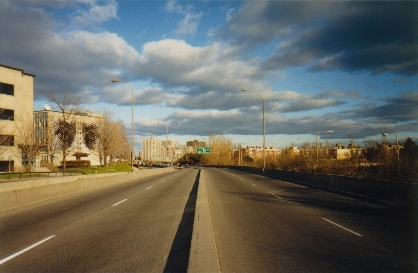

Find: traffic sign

[197,147,211,154]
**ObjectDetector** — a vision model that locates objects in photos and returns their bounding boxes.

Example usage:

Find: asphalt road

[204,167,417,273]
[1,167,416,273]
[0,168,199,272]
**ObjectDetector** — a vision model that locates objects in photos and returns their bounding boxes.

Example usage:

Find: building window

[0,109,14,121]
[0,135,14,146]
[0,82,14,96]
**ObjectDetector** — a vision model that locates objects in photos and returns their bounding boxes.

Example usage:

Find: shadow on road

[163,169,200,273]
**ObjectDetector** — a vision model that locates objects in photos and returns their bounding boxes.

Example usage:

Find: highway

[204,168,417,273]
[0,167,416,272]
[0,169,199,272]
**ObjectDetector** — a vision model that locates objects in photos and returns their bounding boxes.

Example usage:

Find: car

[177,165,182,169]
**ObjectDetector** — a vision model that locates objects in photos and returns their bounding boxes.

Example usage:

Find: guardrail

[0,171,85,180]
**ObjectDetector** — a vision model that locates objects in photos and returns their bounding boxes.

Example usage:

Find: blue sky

[1,0,417,152]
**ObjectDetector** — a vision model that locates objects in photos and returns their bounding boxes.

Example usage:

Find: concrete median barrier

[0,168,175,212]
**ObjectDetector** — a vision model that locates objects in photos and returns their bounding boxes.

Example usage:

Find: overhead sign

[197,147,211,154]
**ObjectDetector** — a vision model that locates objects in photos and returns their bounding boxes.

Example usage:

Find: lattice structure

[82,123,99,150]
[53,119,76,150]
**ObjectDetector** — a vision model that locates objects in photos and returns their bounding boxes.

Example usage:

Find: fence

[0,171,85,180]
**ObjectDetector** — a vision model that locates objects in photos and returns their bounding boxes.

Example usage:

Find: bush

[62,160,91,168]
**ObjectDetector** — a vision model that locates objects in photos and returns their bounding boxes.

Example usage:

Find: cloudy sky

[1,0,417,151]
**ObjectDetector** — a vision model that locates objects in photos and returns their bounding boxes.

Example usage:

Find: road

[0,167,416,272]
[204,167,417,273]
[0,168,199,272]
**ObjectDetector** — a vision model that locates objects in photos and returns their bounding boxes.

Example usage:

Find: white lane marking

[251,183,257,187]
[161,180,165,183]
[146,186,153,190]
[322,218,362,237]
[112,199,127,207]
[272,194,284,200]
[0,235,56,265]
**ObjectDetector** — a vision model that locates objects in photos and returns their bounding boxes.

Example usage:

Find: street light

[316,130,333,162]
[242,88,265,172]
[158,122,177,167]
[111,79,134,172]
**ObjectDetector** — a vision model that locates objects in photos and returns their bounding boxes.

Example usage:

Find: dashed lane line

[0,235,56,265]
[272,194,284,201]
[322,218,362,237]
[112,199,127,207]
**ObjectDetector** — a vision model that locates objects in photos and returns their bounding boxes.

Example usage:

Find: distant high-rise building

[143,137,162,161]
[186,139,206,152]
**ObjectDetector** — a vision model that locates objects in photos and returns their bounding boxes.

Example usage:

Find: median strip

[322,218,362,237]
[0,235,56,265]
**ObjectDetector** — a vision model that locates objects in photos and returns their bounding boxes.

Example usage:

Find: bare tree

[14,110,42,172]
[48,90,83,172]
[207,133,233,165]
[97,111,130,166]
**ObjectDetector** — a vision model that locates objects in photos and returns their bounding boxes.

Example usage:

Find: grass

[65,163,132,174]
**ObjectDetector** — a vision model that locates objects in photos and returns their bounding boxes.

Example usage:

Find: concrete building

[34,110,103,167]
[161,139,178,162]
[331,143,363,160]
[186,140,206,152]
[0,64,35,171]
[143,137,162,162]
[143,137,182,163]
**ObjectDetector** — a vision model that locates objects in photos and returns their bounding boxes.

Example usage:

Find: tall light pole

[316,130,333,162]
[111,79,134,172]
[242,88,265,172]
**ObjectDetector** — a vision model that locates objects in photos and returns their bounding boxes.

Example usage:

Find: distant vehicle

[177,165,183,169]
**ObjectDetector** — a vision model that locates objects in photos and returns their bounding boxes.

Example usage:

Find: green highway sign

[197,147,211,154]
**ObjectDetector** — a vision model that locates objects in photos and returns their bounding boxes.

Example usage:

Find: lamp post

[242,88,265,172]
[111,79,134,172]
[316,130,333,162]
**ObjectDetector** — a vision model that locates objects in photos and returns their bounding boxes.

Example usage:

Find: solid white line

[272,194,284,200]
[112,199,127,207]
[0,235,56,265]
[322,218,362,237]
[146,186,153,190]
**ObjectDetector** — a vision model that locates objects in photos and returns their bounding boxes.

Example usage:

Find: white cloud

[71,0,118,26]
[66,30,139,66]
[138,39,261,94]
[175,11,202,36]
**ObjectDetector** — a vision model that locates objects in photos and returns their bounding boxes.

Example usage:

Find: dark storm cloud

[223,1,418,75]
[352,92,418,123]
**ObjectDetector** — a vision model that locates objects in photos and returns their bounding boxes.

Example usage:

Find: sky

[1,0,417,152]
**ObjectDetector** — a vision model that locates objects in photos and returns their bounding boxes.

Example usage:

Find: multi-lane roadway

[0,167,416,272]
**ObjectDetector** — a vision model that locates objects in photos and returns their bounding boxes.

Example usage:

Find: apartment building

[142,137,162,161]
[0,64,35,171]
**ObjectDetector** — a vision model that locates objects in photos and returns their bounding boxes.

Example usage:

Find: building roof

[0,63,36,77]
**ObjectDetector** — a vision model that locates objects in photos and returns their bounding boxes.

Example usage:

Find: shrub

[62,160,91,168]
